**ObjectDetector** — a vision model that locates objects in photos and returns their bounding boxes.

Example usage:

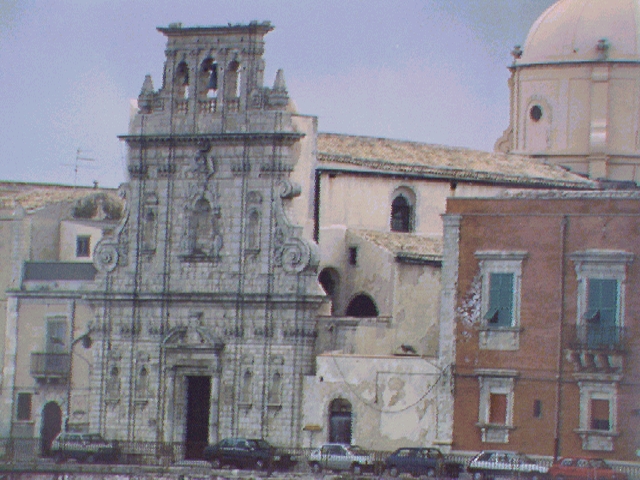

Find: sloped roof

[317,133,595,188]
[0,181,119,212]
[351,229,443,263]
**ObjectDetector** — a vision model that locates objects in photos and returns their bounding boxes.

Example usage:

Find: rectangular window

[591,398,610,430]
[46,318,67,353]
[348,247,358,266]
[76,235,91,257]
[16,393,32,421]
[533,399,542,418]
[489,393,507,424]
[485,273,513,326]
[586,279,618,347]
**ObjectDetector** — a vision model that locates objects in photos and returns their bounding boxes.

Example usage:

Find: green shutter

[488,273,514,327]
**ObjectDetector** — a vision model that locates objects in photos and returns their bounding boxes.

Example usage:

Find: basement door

[184,376,211,459]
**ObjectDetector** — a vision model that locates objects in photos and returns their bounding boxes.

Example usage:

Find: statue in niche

[187,196,222,257]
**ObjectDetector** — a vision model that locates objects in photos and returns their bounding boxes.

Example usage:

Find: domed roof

[518,0,640,64]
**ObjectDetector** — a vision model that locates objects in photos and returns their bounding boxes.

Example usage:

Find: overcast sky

[0,0,557,188]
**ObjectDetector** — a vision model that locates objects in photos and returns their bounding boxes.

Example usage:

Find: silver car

[467,450,548,480]
[308,443,375,474]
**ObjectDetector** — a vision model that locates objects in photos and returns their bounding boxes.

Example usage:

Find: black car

[203,437,297,471]
[385,447,462,478]
[51,432,120,464]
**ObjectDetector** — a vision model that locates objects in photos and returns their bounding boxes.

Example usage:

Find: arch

[106,366,120,399]
[224,60,241,101]
[40,402,62,457]
[319,268,340,315]
[268,372,282,405]
[390,190,414,232]
[200,58,218,99]
[175,61,189,99]
[346,293,379,317]
[241,370,252,404]
[246,209,261,251]
[328,398,352,444]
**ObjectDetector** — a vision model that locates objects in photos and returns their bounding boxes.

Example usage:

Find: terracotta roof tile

[317,133,595,188]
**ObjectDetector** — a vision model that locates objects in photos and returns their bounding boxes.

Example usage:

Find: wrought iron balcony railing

[30,353,71,379]
[567,324,627,352]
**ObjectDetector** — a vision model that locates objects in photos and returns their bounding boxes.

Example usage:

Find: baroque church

[1,0,640,463]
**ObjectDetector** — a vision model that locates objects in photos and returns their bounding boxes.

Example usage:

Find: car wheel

[426,468,436,477]
[352,463,363,476]
[311,462,322,474]
[211,458,222,469]
[472,472,485,480]
[255,459,266,470]
[389,466,399,477]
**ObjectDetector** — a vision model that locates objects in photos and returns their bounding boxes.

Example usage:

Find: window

[591,399,610,430]
[533,399,542,419]
[46,317,67,353]
[485,273,514,326]
[16,393,32,421]
[530,105,543,122]
[348,247,358,266]
[76,235,91,258]
[577,382,617,451]
[476,251,527,350]
[571,250,632,350]
[476,369,517,443]
[391,194,412,232]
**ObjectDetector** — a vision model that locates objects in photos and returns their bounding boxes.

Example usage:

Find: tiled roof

[351,229,443,262]
[0,181,119,212]
[317,133,595,188]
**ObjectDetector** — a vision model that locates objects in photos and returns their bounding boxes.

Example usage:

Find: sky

[0,0,557,188]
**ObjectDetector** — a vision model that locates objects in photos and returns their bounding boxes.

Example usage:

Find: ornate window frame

[475,251,527,350]
[575,377,620,451]
[475,369,518,443]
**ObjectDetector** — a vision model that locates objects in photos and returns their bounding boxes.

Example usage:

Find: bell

[207,69,218,90]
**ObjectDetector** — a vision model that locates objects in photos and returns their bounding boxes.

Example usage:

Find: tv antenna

[63,149,97,187]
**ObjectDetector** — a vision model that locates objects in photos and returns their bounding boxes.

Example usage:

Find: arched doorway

[318,268,340,314]
[328,398,352,444]
[40,402,62,456]
[346,294,379,317]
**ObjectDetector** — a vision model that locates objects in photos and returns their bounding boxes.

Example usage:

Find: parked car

[467,450,548,480]
[308,443,376,474]
[51,432,120,464]
[548,457,627,480]
[385,447,462,478]
[202,437,297,471]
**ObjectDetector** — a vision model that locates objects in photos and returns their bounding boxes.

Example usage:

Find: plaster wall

[302,354,442,451]
[59,221,104,262]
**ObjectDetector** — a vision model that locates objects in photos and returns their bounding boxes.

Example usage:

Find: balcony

[30,353,70,380]
[567,325,627,373]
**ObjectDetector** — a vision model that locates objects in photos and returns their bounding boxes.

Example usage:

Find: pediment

[162,325,224,352]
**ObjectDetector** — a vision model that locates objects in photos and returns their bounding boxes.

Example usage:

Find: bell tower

[91,22,323,448]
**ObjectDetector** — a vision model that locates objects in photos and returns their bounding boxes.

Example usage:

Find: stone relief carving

[93,185,130,272]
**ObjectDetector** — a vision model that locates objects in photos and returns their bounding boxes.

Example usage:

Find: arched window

[246,210,261,251]
[268,372,282,405]
[241,370,252,404]
[175,61,189,99]
[391,194,412,232]
[225,61,240,102]
[143,207,156,251]
[346,294,379,317]
[200,58,218,99]
[329,398,352,444]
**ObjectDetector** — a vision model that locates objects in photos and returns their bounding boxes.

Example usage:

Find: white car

[308,443,375,474]
[467,450,548,480]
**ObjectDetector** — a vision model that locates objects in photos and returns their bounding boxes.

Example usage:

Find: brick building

[441,191,640,461]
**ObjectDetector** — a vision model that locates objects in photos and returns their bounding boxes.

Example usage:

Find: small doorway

[185,376,211,459]
[41,402,62,456]
[328,398,352,444]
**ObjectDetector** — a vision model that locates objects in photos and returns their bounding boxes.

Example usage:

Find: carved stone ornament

[93,242,119,272]
[276,237,312,273]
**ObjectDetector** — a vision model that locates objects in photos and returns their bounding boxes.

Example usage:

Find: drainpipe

[554,215,568,460]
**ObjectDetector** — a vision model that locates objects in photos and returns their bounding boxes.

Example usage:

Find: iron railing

[30,353,71,379]
[568,324,628,352]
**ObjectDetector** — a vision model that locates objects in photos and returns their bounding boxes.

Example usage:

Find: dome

[518,0,640,64]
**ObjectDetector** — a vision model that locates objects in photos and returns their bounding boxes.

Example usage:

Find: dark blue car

[385,447,461,478]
